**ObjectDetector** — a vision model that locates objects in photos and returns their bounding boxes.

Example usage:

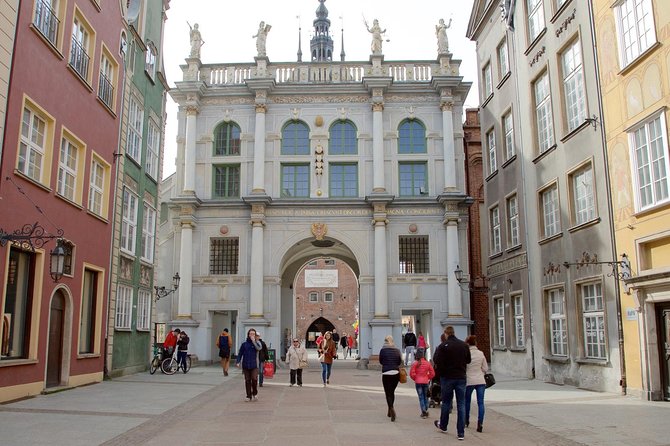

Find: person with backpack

[216,328,233,376]
[403,329,417,366]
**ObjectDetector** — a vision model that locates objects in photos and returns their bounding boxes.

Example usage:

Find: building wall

[0,0,18,157]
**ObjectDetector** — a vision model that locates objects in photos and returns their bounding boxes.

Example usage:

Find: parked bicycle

[161,347,192,375]
[149,343,165,375]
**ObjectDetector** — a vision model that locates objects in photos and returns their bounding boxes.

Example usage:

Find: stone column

[252,102,267,193]
[445,218,462,316]
[177,220,194,317]
[441,98,457,192]
[183,106,198,194]
[372,101,385,192]
[248,203,266,318]
[374,216,389,318]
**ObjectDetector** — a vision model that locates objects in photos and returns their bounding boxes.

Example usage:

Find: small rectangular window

[57,137,79,201]
[398,162,427,196]
[115,285,133,330]
[497,40,509,79]
[281,164,310,197]
[329,163,358,197]
[630,113,669,211]
[503,112,515,161]
[324,292,334,302]
[490,206,501,254]
[88,158,105,216]
[142,203,156,262]
[146,120,160,179]
[309,292,318,302]
[399,235,429,274]
[581,282,605,359]
[615,0,656,67]
[540,183,560,238]
[495,297,505,347]
[137,290,151,331]
[213,165,241,198]
[527,0,545,42]
[547,288,567,356]
[121,188,138,254]
[487,129,497,174]
[561,40,587,132]
[570,163,595,225]
[513,294,525,348]
[79,269,98,353]
[210,238,239,274]
[18,107,47,182]
[127,97,143,162]
[507,195,520,247]
[483,62,493,98]
[534,71,554,154]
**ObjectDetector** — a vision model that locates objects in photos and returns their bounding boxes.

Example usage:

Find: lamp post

[1,222,66,283]
[154,272,180,301]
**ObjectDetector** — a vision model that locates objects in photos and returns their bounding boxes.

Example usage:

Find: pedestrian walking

[256,332,269,387]
[236,328,263,401]
[410,348,435,418]
[432,326,471,440]
[340,332,349,359]
[286,338,307,387]
[318,331,336,386]
[403,328,417,366]
[379,335,403,422]
[177,331,190,373]
[347,334,354,358]
[216,328,233,376]
[465,335,488,433]
[332,329,340,359]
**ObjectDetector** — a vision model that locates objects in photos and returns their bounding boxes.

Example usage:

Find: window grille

[398,235,429,274]
[210,238,239,274]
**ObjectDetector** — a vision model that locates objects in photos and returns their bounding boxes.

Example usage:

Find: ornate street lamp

[154,272,180,301]
[49,240,66,282]
[1,222,66,283]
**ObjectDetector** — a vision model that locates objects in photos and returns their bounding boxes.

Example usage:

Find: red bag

[263,362,274,379]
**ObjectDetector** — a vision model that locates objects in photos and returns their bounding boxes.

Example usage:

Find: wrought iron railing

[98,72,114,108]
[34,0,59,46]
[69,37,90,80]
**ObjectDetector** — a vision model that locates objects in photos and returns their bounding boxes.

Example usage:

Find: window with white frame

[547,288,567,356]
[141,203,156,262]
[581,282,606,359]
[527,0,545,42]
[146,120,159,179]
[540,183,560,238]
[497,39,509,79]
[70,16,91,80]
[324,292,334,302]
[309,292,318,302]
[121,188,138,254]
[115,285,133,329]
[483,62,493,98]
[490,206,501,254]
[34,0,60,46]
[127,97,143,162]
[18,107,47,182]
[570,163,595,225]
[495,297,505,347]
[615,0,656,68]
[137,290,151,331]
[145,44,156,79]
[88,158,104,216]
[562,40,587,132]
[534,71,554,153]
[503,111,515,161]
[513,294,525,348]
[57,137,78,201]
[98,53,115,109]
[507,194,520,247]
[630,113,669,211]
[487,129,497,174]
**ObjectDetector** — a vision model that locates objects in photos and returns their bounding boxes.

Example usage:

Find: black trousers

[382,373,400,408]
[290,368,303,385]
[242,368,258,398]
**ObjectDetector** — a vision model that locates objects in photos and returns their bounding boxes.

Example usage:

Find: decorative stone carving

[188,23,204,59]
[315,145,324,176]
[253,21,272,57]
[219,225,229,235]
[436,18,451,54]
[291,108,300,120]
[311,222,328,240]
[365,19,386,55]
[271,95,369,104]
[255,104,267,113]
[185,105,199,115]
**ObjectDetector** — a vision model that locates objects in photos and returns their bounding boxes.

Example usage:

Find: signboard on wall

[305,270,338,288]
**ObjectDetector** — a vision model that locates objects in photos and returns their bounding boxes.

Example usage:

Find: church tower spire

[310,0,333,61]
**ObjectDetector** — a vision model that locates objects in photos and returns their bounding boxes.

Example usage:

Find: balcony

[34,0,59,46]
[69,37,90,81]
[98,72,114,109]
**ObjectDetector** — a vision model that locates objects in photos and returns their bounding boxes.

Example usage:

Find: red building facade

[0,0,124,402]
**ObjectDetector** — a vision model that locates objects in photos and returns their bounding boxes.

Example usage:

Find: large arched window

[398,119,426,154]
[329,120,357,155]
[214,122,241,156]
[281,121,310,155]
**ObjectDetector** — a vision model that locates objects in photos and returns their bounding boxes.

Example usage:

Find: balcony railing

[69,37,90,80]
[34,0,59,46]
[98,72,114,108]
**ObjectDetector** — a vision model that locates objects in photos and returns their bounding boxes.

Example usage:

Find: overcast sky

[162,0,479,176]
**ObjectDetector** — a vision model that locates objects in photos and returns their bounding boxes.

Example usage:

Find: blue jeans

[465,384,486,425]
[259,361,264,384]
[321,362,332,383]
[177,351,187,370]
[415,383,429,413]
[438,377,467,437]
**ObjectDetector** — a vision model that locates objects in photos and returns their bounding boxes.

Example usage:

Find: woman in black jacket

[379,335,403,421]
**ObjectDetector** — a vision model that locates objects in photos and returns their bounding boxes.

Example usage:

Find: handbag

[398,366,407,383]
[484,372,495,388]
[263,361,274,379]
[299,358,309,368]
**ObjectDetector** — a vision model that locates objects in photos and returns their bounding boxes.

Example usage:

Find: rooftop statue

[365,18,386,56]
[253,21,272,57]
[188,22,204,58]
[436,18,452,54]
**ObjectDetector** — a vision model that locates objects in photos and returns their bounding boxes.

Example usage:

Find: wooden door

[46,292,65,388]
[659,304,670,401]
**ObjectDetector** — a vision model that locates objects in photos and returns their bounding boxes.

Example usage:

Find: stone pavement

[0,355,668,445]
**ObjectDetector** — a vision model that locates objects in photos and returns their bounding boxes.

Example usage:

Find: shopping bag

[263,362,274,379]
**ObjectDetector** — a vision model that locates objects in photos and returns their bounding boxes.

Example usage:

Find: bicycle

[161,348,192,375]
[149,344,164,375]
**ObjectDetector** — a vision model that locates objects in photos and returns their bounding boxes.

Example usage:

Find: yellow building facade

[594,0,670,400]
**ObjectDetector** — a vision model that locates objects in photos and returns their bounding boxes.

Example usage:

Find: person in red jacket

[410,348,435,418]
[163,328,180,356]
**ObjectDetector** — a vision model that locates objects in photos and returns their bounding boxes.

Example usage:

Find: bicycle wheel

[162,357,178,375]
[184,355,192,373]
[149,356,160,374]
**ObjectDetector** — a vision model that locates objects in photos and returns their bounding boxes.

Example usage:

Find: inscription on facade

[486,252,528,277]
[265,207,442,217]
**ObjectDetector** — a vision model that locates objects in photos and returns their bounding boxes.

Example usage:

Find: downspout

[587,0,626,395]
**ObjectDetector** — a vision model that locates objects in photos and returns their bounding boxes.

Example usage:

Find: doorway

[46,291,65,388]
[658,303,670,401]
[305,317,335,348]
[211,310,237,361]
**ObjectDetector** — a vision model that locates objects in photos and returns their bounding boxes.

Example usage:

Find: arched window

[214,122,241,156]
[329,120,357,155]
[281,121,310,155]
[398,119,426,154]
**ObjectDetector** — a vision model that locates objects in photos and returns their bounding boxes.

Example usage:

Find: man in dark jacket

[432,326,471,440]
[256,333,269,386]
[403,329,417,365]
[236,328,263,401]
[332,329,340,359]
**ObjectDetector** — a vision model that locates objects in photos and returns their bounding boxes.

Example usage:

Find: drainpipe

[587,1,626,395]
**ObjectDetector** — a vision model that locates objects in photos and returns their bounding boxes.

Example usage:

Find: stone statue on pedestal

[365,18,386,56]
[253,21,272,57]
[188,22,204,58]
[436,18,452,54]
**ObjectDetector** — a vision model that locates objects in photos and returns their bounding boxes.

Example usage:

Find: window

[141,203,156,262]
[145,44,156,79]
[482,63,493,99]
[562,40,587,132]
[34,0,60,46]
[2,248,35,359]
[210,238,239,274]
[115,285,132,329]
[324,292,334,302]
[324,259,335,266]
[503,111,515,161]
[527,0,545,42]
[399,162,427,196]
[213,165,240,198]
[615,0,656,67]
[79,269,98,354]
[495,297,505,347]
[70,14,92,81]
[555,0,568,9]
[309,292,318,302]
[88,156,107,217]
[281,164,310,197]
[490,206,501,254]
[137,290,151,331]
[214,122,241,156]
[98,52,115,109]
[121,188,138,254]
[18,107,47,182]
[57,136,79,202]
[497,40,509,79]
[127,97,143,162]
[487,129,497,174]
[581,282,606,359]
[329,120,357,154]
[398,120,426,154]
[534,71,554,153]
[540,183,560,238]
[630,113,669,211]
[281,121,309,155]
[146,120,159,179]
[507,195,520,247]
[398,235,429,274]
[329,163,358,197]
[513,294,525,348]
[547,288,567,356]
[570,163,595,225]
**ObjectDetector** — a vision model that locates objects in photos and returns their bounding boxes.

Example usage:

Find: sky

[161,0,479,176]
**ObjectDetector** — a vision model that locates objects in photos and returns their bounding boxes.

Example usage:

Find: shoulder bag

[398,366,408,383]
[484,372,496,388]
